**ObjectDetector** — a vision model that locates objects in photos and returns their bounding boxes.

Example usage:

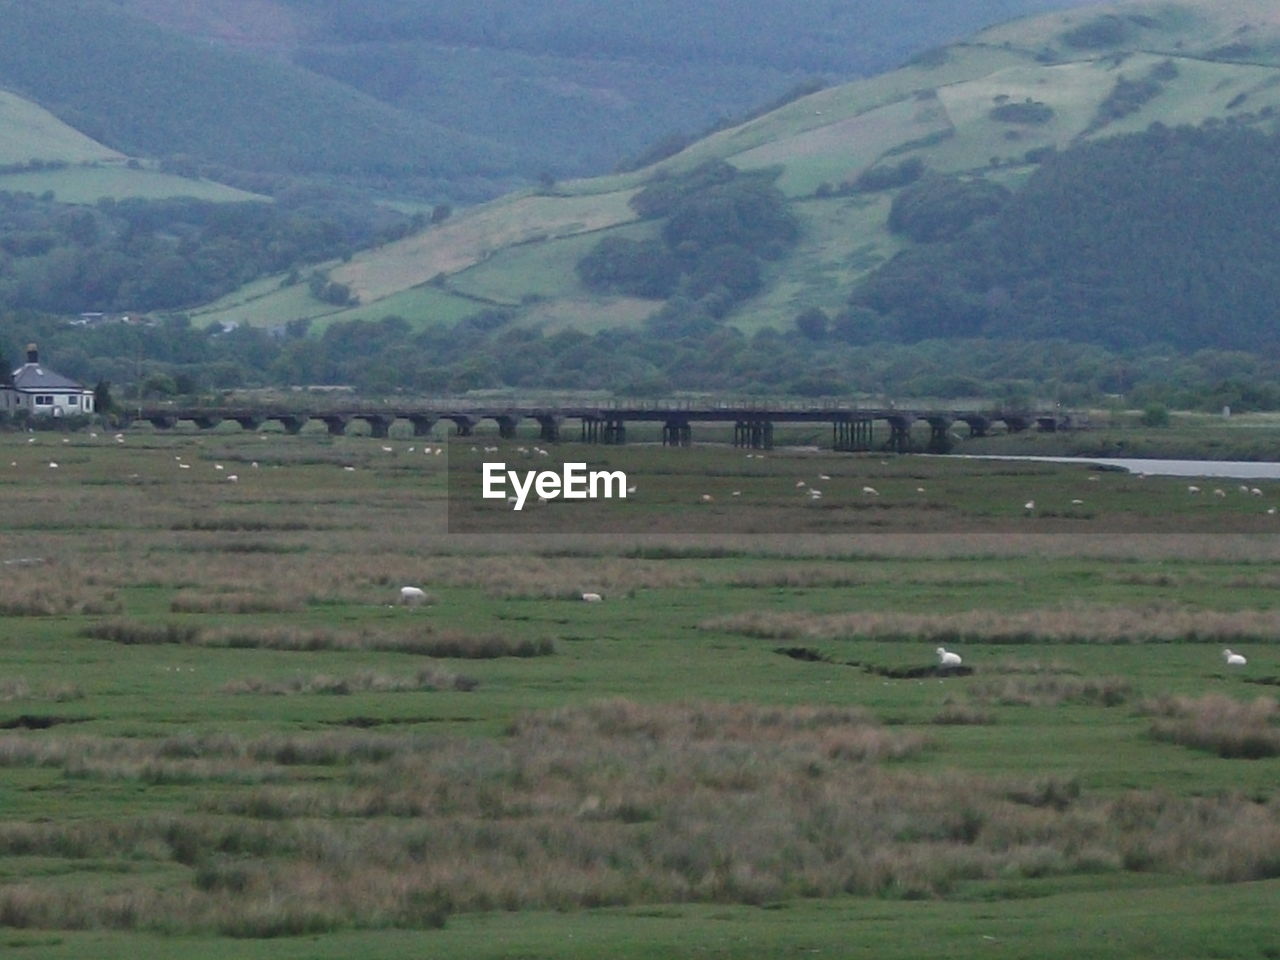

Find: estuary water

[948,455,1280,480]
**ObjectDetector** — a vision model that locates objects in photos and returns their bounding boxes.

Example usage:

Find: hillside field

[2,425,1280,956]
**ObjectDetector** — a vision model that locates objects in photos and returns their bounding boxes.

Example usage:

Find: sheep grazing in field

[1223,648,1247,666]
[1251,488,1263,496]
[1187,485,1200,494]
[1213,488,1227,498]
[862,486,879,496]
[936,646,963,668]
[399,586,428,606]
[581,592,603,603]
[700,494,714,502]
[1023,500,1035,512]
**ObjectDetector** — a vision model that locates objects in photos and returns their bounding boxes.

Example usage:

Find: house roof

[11,362,87,391]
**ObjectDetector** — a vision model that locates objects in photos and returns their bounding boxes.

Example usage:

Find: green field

[0,90,122,166]
[2,425,1280,957]
[0,165,265,205]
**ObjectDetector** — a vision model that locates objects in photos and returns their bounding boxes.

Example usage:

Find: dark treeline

[6,308,1280,414]
[0,188,414,315]
[848,122,1280,352]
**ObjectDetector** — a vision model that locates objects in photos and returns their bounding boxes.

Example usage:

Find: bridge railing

[139,394,1045,415]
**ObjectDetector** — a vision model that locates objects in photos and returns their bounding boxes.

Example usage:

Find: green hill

[119,0,1104,178]
[190,0,1280,343]
[0,0,520,200]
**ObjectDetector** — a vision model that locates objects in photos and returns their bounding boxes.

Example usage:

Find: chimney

[26,343,37,364]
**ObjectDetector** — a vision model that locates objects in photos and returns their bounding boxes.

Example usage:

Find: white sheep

[862,486,879,496]
[581,592,603,603]
[399,586,428,606]
[1223,648,1247,666]
[936,647,963,668]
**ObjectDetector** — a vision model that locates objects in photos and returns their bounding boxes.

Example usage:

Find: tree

[794,306,830,341]
[93,379,114,414]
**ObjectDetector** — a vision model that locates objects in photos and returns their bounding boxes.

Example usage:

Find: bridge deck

[125,402,1078,450]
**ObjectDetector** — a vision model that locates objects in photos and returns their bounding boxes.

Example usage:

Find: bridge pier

[148,415,177,430]
[833,418,873,452]
[193,416,222,430]
[233,416,264,431]
[886,415,914,453]
[409,415,437,437]
[662,419,691,447]
[278,415,309,435]
[963,416,990,438]
[357,415,393,438]
[496,416,521,440]
[926,417,953,454]
[321,415,350,436]
[733,419,773,449]
[448,416,475,438]
[602,418,626,445]
[536,415,562,443]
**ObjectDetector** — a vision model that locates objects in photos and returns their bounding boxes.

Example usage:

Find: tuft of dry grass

[0,678,84,702]
[1140,694,1280,758]
[0,582,121,617]
[81,620,552,658]
[931,699,996,725]
[220,667,477,695]
[968,675,1134,707]
[705,606,1280,646]
[170,591,304,614]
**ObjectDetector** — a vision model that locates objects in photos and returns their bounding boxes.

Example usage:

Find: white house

[2,344,95,417]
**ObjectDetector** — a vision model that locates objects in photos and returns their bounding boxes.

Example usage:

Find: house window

[35,395,53,406]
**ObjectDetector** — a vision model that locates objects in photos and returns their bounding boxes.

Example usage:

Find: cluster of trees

[848,122,1280,352]
[0,188,412,314]
[576,160,797,321]
[9,305,1280,414]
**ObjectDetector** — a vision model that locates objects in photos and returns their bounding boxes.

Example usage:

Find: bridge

[124,401,1080,453]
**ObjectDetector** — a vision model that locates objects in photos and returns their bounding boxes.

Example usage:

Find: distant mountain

[189,0,1280,359]
[0,0,522,201]
[110,0,1101,180]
